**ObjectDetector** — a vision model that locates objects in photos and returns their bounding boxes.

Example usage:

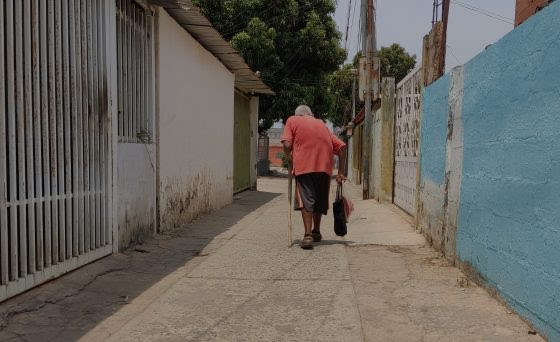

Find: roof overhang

[148,0,275,96]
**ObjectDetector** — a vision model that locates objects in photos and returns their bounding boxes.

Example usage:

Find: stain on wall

[118,143,156,251]
[157,9,235,232]
[417,74,450,252]
[159,170,230,230]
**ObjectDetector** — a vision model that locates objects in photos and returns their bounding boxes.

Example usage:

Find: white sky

[334,0,516,71]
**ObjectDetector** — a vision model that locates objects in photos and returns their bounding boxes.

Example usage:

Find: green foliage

[323,46,416,127]
[281,152,290,169]
[193,0,346,132]
[326,64,356,127]
[378,44,416,84]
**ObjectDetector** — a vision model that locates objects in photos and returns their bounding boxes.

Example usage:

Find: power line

[222,3,284,35]
[450,0,514,25]
[356,1,362,57]
[344,0,353,52]
[349,0,360,59]
[452,0,513,21]
[261,77,329,85]
[446,44,461,65]
[221,2,316,37]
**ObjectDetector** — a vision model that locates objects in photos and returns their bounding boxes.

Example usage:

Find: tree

[378,44,416,84]
[324,46,416,127]
[326,64,355,127]
[192,0,347,133]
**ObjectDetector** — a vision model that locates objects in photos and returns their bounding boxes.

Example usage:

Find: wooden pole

[288,163,293,247]
[361,0,375,199]
[441,0,450,74]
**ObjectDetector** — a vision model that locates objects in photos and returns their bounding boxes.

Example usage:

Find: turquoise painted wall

[420,2,560,339]
[420,74,450,185]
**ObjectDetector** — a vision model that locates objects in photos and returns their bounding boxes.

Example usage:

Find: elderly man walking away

[281,105,347,249]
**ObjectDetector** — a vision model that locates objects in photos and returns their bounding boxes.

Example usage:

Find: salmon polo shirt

[281,115,346,176]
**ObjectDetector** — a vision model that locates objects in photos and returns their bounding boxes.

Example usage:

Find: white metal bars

[116,0,153,143]
[0,0,113,302]
[394,68,422,216]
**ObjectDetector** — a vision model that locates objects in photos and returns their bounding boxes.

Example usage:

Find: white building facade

[0,0,272,301]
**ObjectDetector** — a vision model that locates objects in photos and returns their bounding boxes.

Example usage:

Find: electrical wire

[221,2,316,37]
[450,0,514,25]
[261,75,330,85]
[356,2,362,57]
[344,0,353,52]
[349,0,359,58]
[446,45,461,65]
[452,0,513,21]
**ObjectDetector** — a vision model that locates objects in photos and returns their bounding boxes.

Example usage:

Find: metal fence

[394,67,422,216]
[0,0,113,301]
[257,134,270,176]
[116,0,153,143]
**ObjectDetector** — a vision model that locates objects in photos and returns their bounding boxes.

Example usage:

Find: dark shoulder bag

[333,184,347,237]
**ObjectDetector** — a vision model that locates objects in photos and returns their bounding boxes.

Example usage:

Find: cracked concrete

[0,178,544,341]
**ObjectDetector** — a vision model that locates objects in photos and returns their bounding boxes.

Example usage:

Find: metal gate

[0,0,113,301]
[233,92,251,193]
[394,68,422,216]
[257,134,269,176]
[116,0,153,143]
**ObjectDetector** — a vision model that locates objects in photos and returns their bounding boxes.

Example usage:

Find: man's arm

[283,141,293,163]
[336,146,347,184]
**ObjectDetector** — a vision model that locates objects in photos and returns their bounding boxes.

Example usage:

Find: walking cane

[287,162,294,248]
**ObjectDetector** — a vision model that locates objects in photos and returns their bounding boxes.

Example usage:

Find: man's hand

[336,174,346,184]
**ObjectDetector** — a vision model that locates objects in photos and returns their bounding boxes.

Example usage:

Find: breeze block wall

[419,2,560,339]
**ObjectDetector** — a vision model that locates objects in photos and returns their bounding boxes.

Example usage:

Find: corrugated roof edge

[148,0,275,96]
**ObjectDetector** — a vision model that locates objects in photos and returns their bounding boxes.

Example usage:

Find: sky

[334,0,516,71]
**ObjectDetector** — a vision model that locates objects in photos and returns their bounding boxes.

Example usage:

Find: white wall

[117,143,156,250]
[156,9,235,231]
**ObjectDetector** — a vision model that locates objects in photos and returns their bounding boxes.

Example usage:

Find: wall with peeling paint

[372,78,396,203]
[419,2,560,339]
[118,144,156,250]
[417,74,449,254]
[156,9,236,231]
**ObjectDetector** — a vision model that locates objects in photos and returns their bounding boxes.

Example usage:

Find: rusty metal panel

[24,0,37,273]
[69,0,79,257]
[0,0,7,285]
[0,0,114,302]
[48,0,59,266]
[92,0,101,249]
[39,0,51,269]
[15,0,28,275]
[99,0,108,246]
[55,0,65,263]
[62,0,73,258]
[31,0,44,270]
[394,68,422,216]
[6,0,18,281]
[117,0,153,143]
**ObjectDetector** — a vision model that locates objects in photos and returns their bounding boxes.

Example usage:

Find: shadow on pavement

[0,190,280,342]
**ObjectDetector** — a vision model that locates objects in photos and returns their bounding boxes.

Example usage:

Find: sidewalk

[0,178,543,341]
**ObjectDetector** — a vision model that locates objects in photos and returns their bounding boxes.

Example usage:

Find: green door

[233,92,251,193]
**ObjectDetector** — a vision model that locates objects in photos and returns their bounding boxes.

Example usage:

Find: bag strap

[336,183,343,200]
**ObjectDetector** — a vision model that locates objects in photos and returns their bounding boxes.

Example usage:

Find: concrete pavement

[0,177,543,341]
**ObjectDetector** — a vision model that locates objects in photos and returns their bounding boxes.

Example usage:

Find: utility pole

[440,0,450,74]
[361,0,367,55]
[347,68,358,181]
[361,0,375,199]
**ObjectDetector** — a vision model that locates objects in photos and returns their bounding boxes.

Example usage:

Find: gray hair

[294,105,313,116]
